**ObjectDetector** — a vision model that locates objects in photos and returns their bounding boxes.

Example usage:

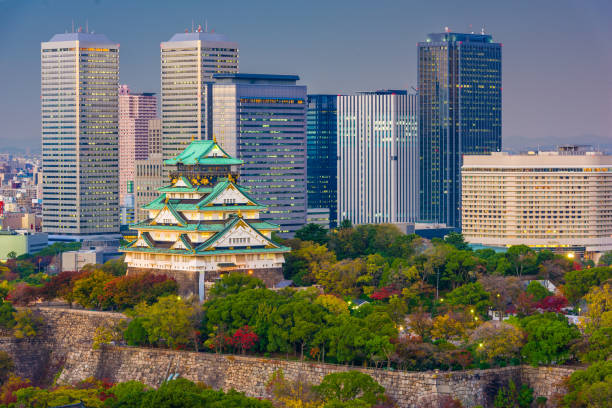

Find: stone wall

[0,307,576,408]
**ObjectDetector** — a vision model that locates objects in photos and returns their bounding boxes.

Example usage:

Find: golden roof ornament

[237,209,242,218]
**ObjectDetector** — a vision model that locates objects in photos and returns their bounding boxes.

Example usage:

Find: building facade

[418,31,502,228]
[307,95,337,228]
[337,91,419,226]
[121,140,290,300]
[161,30,238,162]
[461,147,612,258]
[118,85,157,208]
[41,32,120,236]
[212,74,308,237]
[134,118,164,223]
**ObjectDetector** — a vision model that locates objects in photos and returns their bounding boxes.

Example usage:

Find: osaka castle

[120,140,290,300]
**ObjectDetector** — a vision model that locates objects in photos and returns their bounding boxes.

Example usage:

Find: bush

[562,361,612,408]
[313,371,385,406]
[12,309,43,339]
[124,318,149,347]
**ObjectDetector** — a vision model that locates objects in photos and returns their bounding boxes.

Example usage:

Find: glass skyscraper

[212,74,307,237]
[418,31,501,228]
[307,95,337,228]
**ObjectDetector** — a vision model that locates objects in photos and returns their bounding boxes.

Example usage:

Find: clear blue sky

[1,0,611,152]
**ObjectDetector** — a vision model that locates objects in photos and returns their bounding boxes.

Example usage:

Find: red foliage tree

[0,376,31,405]
[6,283,39,306]
[39,271,78,302]
[231,325,258,354]
[535,295,568,313]
[97,272,178,310]
[515,292,536,317]
[370,286,401,300]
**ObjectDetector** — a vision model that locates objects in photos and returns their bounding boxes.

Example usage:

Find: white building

[41,32,119,236]
[461,147,612,258]
[160,29,238,162]
[337,91,419,225]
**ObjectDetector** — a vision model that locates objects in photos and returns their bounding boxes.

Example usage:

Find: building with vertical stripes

[41,32,120,236]
[212,74,307,237]
[160,29,238,162]
[337,91,419,226]
[307,95,337,228]
[418,31,502,228]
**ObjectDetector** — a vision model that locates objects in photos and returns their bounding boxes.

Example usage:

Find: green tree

[494,380,533,408]
[103,381,149,408]
[597,250,612,266]
[130,296,197,349]
[562,266,612,304]
[0,298,16,329]
[124,318,149,347]
[444,250,478,289]
[562,361,612,408]
[526,281,551,301]
[445,282,491,316]
[295,223,329,245]
[0,351,14,385]
[283,241,337,285]
[314,371,385,406]
[12,309,43,339]
[208,273,265,299]
[444,232,471,251]
[506,245,538,277]
[519,313,580,366]
[72,269,114,309]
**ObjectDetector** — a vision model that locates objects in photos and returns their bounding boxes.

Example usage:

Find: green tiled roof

[164,140,243,166]
[120,245,290,256]
[130,220,280,232]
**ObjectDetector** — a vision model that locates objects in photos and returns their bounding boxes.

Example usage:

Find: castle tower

[120,140,289,300]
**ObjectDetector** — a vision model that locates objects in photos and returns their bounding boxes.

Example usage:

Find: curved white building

[461,147,612,257]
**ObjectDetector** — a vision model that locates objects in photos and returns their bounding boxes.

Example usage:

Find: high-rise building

[134,119,164,223]
[213,74,307,237]
[461,147,612,259]
[337,91,419,226]
[118,85,157,212]
[41,32,120,236]
[418,31,502,228]
[307,95,337,228]
[121,140,290,300]
[160,30,239,162]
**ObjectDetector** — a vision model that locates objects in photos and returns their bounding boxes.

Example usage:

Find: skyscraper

[212,74,307,237]
[118,85,157,215]
[134,119,164,222]
[307,95,337,228]
[160,29,238,162]
[418,31,502,228]
[41,32,119,236]
[337,91,419,226]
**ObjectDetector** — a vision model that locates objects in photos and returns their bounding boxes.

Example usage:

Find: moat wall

[0,308,575,408]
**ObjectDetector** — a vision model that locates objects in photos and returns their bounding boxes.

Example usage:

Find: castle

[120,140,290,300]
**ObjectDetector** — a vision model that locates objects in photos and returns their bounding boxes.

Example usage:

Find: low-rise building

[0,230,48,259]
[461,147,612,259]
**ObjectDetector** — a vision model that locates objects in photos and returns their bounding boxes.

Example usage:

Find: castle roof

[164,140,243,166]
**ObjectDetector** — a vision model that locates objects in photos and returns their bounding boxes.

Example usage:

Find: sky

[0,0,611,152]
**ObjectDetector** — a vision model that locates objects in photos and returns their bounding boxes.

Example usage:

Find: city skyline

[1,0,612,152]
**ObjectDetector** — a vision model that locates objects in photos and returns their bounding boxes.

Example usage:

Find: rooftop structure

[120,140,290,300]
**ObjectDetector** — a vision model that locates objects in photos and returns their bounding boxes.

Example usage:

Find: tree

[469,321,524,362]
[444,250,478,289]
[72,269,114,309]
[526,281,551,301]
[583,283,612,333]
[208,273,265,299]
[535,295,568,313]
[231,325,259,354]
[519,313,580,365]
[597,250,612,266]
[312,258,365,298]
[480,275,522,317]
[423,243,452,298]
[494,380,533,408]
[431,313,466,342]
[6,283,39,306]
[130,295,197,350]
[98,272,178,310]
[12,309,43,339]
[506,245,538,276]
[407,309,433,340]
[445,282,491,317]
[444,232,470,251]
[266,369,322,408]
[562,266,612,304]
[0,298,16,330]
[562,361,612,408]
[313,371,385,406]
[295,223,329,245]
[124,317,149,347]
[283,241,337,285]
[314,294,349,315]
[0,375,32,406]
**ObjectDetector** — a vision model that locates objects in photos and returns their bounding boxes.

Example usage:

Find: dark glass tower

[307,95,338,228]
[418,32,502,228]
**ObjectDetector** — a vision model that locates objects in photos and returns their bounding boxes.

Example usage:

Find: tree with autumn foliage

[98,272,178,310]
[231,325,259,354]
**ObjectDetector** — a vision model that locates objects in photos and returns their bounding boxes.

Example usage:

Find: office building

[461,146,612,259]
[160,29,238,162]
[418,31,502,228]
[0,230,48,260]
[337,91,419,226]
[134,118,164,222]
[307,95,337,228]
[118,85,157,208]
[213,74,307,237]
[121,140,290,300]
[41,32,120,236]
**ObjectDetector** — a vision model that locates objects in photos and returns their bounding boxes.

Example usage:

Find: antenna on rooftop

[445,26,450,33]
[192,19,194,33]
[205,19,208,33]
[481,26,486,34]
